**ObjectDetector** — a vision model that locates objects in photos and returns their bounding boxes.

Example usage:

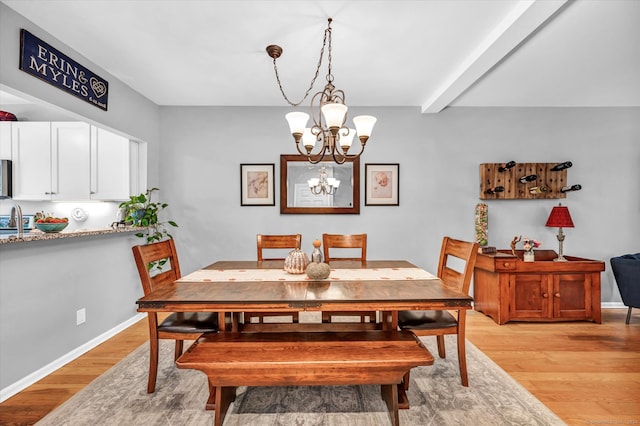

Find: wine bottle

[551,161,572,171]
[485,186,505,195]
[498,161,516,172]
[519,174,537,183]
[561,184,582,193]
[529,186,549,195]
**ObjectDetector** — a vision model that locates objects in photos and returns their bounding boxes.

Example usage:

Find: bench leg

[214,385,236,426]
[380,384,399,426]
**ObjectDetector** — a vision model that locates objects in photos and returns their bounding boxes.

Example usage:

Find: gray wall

[0,3,160,394]
[159,106,640,305]
[0,234,143,388]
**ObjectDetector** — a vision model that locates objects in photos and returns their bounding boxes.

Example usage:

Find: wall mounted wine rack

[479,162,575,200]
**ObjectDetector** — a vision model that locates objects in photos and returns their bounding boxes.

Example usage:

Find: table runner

[177,267,437,282]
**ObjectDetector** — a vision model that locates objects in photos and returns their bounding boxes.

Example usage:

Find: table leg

[205,379,216,410]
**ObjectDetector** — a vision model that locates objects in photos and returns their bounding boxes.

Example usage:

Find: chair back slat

[132,239,181,295]
[322,233,367,262]
[437,236,479,295]
[257,234,302,261]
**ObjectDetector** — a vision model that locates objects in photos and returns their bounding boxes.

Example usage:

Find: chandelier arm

[306,151,327,164]
[331,149,347,165]
[294,141,325,165]
[345,142,367,159]
[269,21,332,107]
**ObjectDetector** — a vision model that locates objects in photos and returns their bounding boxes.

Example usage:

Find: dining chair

[610,253,640,324]
[257,233,302,261]
[132,238,219,393]
[322,233,367,262]
[321,233,375,325]
[248,234,303,326]
[398,236,479,387]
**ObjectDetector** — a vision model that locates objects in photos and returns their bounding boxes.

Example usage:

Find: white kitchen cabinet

[52,122,91,201]
[90,126,130,200]
[0,122,11,159]
[12,122,91,200]
[129,140,147,196]
[11,122,53,200]
[11,122,135,201]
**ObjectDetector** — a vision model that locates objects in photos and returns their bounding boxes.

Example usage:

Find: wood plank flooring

[0,309,639,425]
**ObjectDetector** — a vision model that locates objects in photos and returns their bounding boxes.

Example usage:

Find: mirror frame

[280,154,360,214]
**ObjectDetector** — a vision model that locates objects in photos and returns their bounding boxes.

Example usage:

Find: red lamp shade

[545,204,574,228]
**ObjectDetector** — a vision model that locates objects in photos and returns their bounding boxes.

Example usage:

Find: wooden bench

[176,330,434,426]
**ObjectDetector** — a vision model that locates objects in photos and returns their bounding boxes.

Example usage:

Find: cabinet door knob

[542,293,548,298]
[554,292,561,298]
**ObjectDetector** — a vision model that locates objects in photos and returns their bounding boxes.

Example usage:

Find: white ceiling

[1,0,639,112]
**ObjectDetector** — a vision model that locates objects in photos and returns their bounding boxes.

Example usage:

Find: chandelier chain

[271,21,332,107]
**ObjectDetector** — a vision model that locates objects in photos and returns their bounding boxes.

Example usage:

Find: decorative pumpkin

[284,248,309,274]
[306,262,331,280]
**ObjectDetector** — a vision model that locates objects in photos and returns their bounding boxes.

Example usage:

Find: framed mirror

[280,155,360,214]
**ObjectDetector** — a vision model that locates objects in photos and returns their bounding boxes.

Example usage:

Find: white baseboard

[601,302,627,309]
[0,313,146,403]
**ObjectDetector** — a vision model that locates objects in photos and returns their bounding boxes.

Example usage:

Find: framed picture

[240,164,275,206]
[365,163,399,206]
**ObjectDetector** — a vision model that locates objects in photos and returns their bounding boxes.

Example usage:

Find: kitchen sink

[0,228,32,235]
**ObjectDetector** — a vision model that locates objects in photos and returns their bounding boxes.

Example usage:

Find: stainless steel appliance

[0,159,11,199]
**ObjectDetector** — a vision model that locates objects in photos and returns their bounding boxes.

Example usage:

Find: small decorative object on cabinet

[473,249,605,325]
[522,237,542,262]
[545,203,574,262]
[480,162,580,200]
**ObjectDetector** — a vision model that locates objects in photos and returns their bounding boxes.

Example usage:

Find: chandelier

[308,165,340,195]
[266,18,377,164]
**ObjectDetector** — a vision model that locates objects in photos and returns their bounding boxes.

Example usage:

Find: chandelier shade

[267,18,376,164]
[285,112,310,138]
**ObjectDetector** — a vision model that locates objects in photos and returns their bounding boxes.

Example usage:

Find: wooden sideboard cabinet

[473,250,605,325]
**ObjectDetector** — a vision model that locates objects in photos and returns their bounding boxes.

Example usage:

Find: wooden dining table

[136,259,472,329]
[136,259,473,416]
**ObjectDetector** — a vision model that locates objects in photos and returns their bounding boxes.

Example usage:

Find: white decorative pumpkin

[284,248,310,274]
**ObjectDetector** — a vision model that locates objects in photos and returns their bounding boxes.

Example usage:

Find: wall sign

[19,29,109,111]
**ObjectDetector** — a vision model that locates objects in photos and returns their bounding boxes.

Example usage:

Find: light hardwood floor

[0,309,639,425]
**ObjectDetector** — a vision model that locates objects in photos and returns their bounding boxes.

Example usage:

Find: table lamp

[545,203,574,261]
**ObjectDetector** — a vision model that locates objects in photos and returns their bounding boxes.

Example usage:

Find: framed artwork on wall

[365,163,399,206]
[240,163,275,206]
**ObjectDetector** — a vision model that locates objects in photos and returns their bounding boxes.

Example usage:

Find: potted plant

[119,187,178,244]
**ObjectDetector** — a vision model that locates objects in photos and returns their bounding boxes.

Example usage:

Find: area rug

[37,336,565,425]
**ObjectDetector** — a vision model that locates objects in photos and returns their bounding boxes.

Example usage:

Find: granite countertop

[0,226,143,245]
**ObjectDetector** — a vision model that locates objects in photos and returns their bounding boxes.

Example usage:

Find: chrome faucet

[9,204,23,237]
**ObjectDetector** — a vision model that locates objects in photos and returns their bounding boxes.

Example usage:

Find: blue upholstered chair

[610,253,640,324]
